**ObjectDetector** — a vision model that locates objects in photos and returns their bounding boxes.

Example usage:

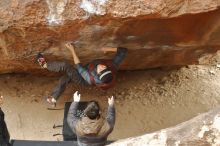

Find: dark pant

[0,142,10,146]
[0,109,10,146]
[47,61,87,101]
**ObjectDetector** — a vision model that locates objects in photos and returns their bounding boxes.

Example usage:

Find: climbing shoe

[46,95,57,107]
[37,53,47,68]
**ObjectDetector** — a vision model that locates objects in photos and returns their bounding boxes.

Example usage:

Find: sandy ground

[1,64,220,141]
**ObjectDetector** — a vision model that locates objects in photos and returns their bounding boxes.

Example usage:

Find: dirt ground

[1,64,220,141]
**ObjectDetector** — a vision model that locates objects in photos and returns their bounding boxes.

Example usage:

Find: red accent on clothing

[88,60,117,90]
[38,58,46,66]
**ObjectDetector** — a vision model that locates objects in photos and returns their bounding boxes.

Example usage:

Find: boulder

[108,107,220,146]
[1,0,220,74]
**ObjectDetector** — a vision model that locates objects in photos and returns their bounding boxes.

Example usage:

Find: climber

[0,96,10,146]
[67,91,115,146]
[37,42,127,106]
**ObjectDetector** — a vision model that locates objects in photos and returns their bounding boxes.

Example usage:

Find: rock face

[108,107,220,146]
[1,0,220,73]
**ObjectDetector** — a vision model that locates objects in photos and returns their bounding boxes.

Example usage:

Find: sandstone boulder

[1,0,220,74]
[108,107,220,146]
